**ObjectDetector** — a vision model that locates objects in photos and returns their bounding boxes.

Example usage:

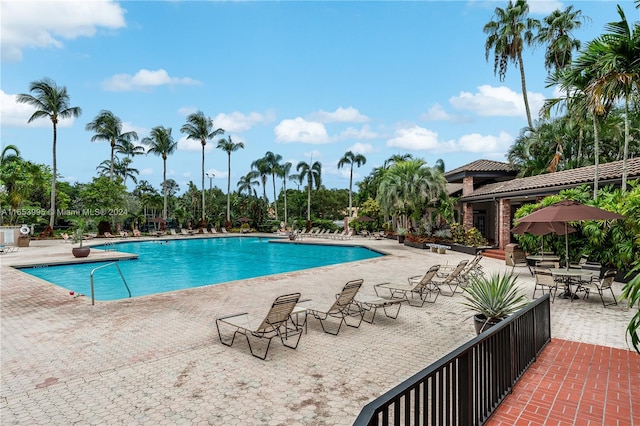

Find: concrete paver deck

[1,235,637,425]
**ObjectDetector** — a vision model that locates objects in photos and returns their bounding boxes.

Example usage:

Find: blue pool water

[21,237,383,301]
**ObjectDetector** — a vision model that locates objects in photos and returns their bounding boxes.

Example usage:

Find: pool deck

[1,234,638,425]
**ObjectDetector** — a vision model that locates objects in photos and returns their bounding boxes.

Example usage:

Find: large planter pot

[451,243,484,256]
[72,247,91,258]
[397,235,405,244]
[473,314,502,335]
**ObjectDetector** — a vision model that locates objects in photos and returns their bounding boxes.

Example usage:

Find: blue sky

[1,0,634,196]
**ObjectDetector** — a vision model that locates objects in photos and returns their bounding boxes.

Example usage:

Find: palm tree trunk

[622,98,630,191]
[307,176,311,221]
[110,139,115,181]
[50,122,57,228]
[283,182,288,224]
[201,143,205,222]
[226,153,231,223]
[517,52,533,129]
[163,159,168,220]
[272,175,278,221]
[593,117,600,201]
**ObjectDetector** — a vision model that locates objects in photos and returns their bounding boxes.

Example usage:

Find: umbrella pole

[565,222,569,270]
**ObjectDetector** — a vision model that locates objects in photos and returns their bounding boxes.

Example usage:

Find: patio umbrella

[354,215,374,222]
[511,221,576,256]
[237,217,251,223]
[515,200,625,269]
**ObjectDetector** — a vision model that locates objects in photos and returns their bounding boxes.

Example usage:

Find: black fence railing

[353,294,551,426]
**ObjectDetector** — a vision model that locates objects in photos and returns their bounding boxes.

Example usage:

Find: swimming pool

[21,237,384,301]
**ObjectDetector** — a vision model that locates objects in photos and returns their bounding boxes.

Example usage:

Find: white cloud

[122,122,148,137]
[348,142,374,155]
[386,125,513,156]
[419,103,472,123]
[140,168,153,176]
[177,106,199,117]
[102,69,201,92]
[274,118,330,144]
[177,135,216,152]
[212,110,276,133]
[386,126,446,151]
[1,0,126,62]
[0,89,77,128]
[310,106,369,123]
[339,125,379,140]
[449,85,545,119]
[527,1,564,15]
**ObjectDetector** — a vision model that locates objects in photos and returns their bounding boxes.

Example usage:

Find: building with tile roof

[444,157,640,249]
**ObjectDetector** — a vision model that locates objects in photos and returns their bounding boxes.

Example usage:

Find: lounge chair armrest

[407,275,422,283]
[216,312,249,321]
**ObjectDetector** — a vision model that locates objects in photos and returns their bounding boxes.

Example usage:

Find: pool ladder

[89,262,131,305]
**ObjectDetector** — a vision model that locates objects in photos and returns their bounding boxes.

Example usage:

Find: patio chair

[296,279,365,335]
[215,292,303,360]
[432,259,469,296]
[61,233,73,243]
[103,232,116,238]
[533,268,559,303]
[507,250,530,275]
[374,264,441,306]
[577,269,618,308]
[133,229,141,237]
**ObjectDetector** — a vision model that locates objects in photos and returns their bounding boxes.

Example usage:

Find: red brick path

[487,339,640,426]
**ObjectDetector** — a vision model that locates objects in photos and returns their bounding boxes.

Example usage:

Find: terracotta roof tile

[444,159,515,177]
[461,158,640,200]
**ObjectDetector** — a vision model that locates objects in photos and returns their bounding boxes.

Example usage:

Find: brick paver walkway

[1,236,637,425]
[487,339,640,426]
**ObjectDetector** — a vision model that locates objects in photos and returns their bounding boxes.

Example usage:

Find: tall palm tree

[383,153,413,170]
[237,172,259,198]
[142,126,177,220]
[250,157,270,204]
[116,139,146,159]
[296,159,322,222]
[535,5,586,73]
[217,136,245,224]
[16,78,82,227]
[263,151,283,221]
[279,161,293,224]
[85,110,138,182]
[484,0,540,129]
[0,145,21,165]
[337,151,367,224]
[97,157,139,185]
[584,6,639,191]
[180,111,224,222]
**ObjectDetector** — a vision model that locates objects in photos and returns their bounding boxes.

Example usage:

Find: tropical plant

[620,266,640,353]
[237,172,260,198]
[296,159,322,222]
[216,136,244,224]
[85,110,138,182]
[141,126,177,220]
[461,272,529,331]
[337,151,367,225]
[263,151,283,221]
[483,0,540,129]
[535,5,587,73]
[16,77,82,227]
[180,111,224,222]
[279,161,293,224]
[250,157,270,204]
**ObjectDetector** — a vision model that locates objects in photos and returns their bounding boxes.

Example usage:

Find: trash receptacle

[505,243,523,266]
[18,235,30,247]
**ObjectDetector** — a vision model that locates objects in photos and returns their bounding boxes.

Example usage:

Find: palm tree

[142,126,177,220]
[180,111,224,222]
[85,110,138,182]
[116,139,146,159]
[536,5,586,73]
[296,159,322,222]
[262,151,283,221]
[16,78,82,227]
[583,6,639,191]
[0,145,21,165]
[237,172,259,198]
[484,0,540,129]
[383,153,413,169]
[279,161,293,224]
[250,157,270,204]
[216,136,245,224]
[337,151,367,225]
[377,159,446,229]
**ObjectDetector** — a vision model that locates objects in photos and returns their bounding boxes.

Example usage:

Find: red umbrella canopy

[517,200,625,223]
[511,221,576,236]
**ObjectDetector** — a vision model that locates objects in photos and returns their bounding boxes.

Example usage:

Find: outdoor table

[526,254,560,265]
[549,268,595,300]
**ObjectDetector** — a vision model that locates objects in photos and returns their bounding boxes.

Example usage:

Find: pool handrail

[89,262,132,305]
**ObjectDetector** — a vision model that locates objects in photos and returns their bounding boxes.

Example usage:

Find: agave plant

[462,272,529,322]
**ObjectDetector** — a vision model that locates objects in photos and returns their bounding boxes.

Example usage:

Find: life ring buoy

[20,225,30,235]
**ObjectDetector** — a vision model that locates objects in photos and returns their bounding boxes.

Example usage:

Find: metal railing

[353,294,551,426]
[89,262,131,305]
